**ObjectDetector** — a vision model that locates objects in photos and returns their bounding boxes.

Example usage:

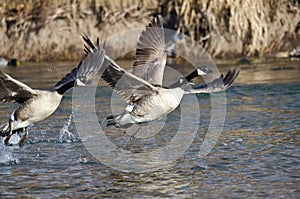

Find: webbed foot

[123,126,141,146]
[18,128,28,148]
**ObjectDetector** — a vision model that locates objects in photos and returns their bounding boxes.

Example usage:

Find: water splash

[59,113,75,143]
[76,155,88,164]
[0,142,19,165]
[8,134,21,145]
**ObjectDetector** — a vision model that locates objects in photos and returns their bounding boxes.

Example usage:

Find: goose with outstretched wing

[0,37,105,147]
[83,15,239,133]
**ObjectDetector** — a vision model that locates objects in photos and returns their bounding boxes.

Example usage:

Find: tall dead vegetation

[159,0,300,57]
[0,0,299,60]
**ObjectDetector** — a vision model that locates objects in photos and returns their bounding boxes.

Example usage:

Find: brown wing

[102,56,158,103]
[132,15,167,86]
[0,71,37,104]
[82,34,158,103]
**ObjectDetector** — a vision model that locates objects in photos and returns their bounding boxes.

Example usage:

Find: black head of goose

[0,37,105,147]
[83,15,240,138]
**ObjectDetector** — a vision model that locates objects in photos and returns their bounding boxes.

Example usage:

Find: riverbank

[0,0,299,61]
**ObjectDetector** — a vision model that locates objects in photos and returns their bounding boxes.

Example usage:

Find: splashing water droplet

[0,142,19,165]
[59,113,74,142]
[77,156,88,164]
[9,134,21,145]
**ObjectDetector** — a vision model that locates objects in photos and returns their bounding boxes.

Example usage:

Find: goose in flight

[83,15,239,133]
[0,37,105,147]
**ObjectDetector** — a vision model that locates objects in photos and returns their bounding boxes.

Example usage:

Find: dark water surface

[0,59,299,198]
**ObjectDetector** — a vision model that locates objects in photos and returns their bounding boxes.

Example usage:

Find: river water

[0,58,299,198]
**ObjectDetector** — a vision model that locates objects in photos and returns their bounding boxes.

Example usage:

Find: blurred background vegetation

[0,0,299,61]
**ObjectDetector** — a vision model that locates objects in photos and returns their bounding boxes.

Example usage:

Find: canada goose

[0,38,105,147]
[83,15,239,134]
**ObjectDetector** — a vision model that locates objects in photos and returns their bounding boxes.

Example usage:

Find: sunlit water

[0,59,299,198]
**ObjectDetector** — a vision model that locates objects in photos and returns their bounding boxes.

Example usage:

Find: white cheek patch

[197,68,207,75]
[76,78,86,86]
[11,91,17,96]
[10,111,15,121]
[125,104,134,112]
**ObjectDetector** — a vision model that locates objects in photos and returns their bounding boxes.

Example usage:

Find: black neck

[185,69,199,82]
[55,81,75,95]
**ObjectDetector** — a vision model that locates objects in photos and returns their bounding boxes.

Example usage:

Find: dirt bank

[0,0,299,61]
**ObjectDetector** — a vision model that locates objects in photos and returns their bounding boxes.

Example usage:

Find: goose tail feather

[106,115,116,127]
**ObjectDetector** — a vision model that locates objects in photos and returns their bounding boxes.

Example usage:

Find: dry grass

[0,0,299,61]
[160,0,300,57]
